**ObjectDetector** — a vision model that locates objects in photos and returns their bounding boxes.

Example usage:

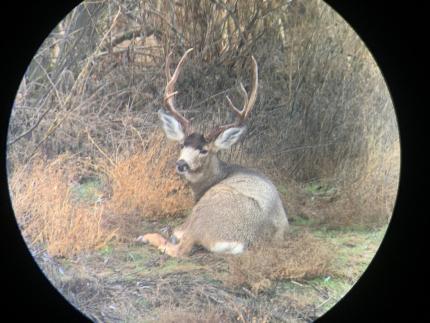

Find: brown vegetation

[105,131,193,219]
[9,132,194,256]
[7,0,399,230]
[223,229,333,293]
[9,154,116,257]
[5,1,399,321]
[282,139,400,228]
[151,307,229,323]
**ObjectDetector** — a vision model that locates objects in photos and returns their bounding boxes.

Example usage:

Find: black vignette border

[1,0,424,322]
[1,1,91,322]
[319,0,424,322]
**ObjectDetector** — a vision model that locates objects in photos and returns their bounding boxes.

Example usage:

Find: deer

[137,48,288,257]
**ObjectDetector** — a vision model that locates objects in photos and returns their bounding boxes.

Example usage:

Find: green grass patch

[99,244,114,256]
[308,276,352,314]
[305,181,337,197]
[70,177,105,204]
[289,215,319,227]
[309,225,387,282]
[157,258,207,276]
[277,184,289,196]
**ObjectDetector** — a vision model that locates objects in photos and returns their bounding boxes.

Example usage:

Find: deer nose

[176,160,189,173]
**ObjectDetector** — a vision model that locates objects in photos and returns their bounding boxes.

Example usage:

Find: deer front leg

[136,233,166,248]
[136,233,193,257]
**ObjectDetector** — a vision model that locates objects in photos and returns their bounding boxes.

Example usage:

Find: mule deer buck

[138,48,288,257]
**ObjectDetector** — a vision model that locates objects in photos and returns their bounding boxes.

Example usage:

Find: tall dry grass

[8,132,194,256]
[9,154,117,257]
[104,131,193,218]
[7,0,400,246]
[277,137,400,228]
[325,140,401,228]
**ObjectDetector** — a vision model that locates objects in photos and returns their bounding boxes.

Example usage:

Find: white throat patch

[184,171,204,183]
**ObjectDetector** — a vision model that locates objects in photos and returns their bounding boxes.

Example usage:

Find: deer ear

[213,127,246,150]
[158,110,185,142]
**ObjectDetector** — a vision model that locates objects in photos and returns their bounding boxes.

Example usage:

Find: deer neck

[188,154,228,202]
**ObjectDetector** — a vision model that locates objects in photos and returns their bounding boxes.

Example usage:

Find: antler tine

[225,56,258,124]
[163,48,194,133]
[205,56,258,142]
[245,56,258,118]
[164,52,173,80]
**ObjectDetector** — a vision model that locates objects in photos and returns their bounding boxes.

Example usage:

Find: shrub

[105,131,193,218]
[9,154,116,257]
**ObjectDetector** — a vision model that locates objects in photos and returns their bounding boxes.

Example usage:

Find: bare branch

[206,55,258,141]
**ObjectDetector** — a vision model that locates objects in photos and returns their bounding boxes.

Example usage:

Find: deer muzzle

[176,159,190,173]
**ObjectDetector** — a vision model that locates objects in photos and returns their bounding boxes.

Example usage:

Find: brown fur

[184,133,207,151]
[140,132,289,257]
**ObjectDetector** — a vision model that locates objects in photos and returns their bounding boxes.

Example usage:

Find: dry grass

[279,139,400,229]
[8,132,194,255]
[151,306,228,323]
[7,0,399,231]
[322,140,400,228]
[31,220,386,323]
[9,154,117,257]
[222,229,333,293]
[105,131,193,219]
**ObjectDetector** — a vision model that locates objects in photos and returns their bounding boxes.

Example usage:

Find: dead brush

[321,140,400,228]
[278,139,400,229]
[9,153,117,257]
[150,306,228,323]
[222,229,333,294]
[104,131,193,219]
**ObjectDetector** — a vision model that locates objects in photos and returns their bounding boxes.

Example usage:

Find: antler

[206,56,259,141]
[164,48,194,134]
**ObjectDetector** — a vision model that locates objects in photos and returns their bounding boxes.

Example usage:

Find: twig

[290,280,304,287]
[86,129,116,167]
[241,287,256,298]
[230,300,246,323]
[17,7,120,161]
[7,101,54,146]
[315,295,332,310]
[189,88,232,109]
[144,7,186,47]
[209,0,246,44]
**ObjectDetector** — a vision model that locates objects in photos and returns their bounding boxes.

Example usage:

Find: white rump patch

[210,241,245,254]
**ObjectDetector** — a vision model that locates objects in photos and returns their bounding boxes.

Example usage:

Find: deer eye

[200,149,208,155]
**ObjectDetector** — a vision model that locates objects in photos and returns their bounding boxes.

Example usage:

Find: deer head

[158,48,258,181]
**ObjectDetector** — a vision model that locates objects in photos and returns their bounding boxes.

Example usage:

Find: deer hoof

[169,235,179,245]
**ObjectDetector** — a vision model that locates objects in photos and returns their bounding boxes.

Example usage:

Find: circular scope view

[7,0,400,321]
